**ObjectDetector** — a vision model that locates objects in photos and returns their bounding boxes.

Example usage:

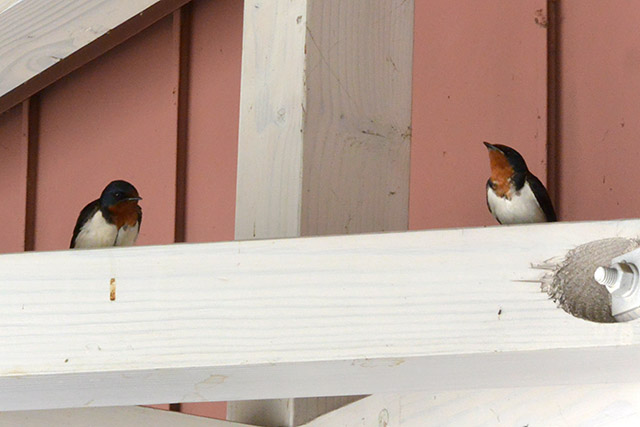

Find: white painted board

[1,220,640,410]
[235,0,412,239]
[0,0,163,98]
[304,385,640,427]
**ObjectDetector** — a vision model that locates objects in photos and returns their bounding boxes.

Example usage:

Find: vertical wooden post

[232,0,414,424]
[234,0,413,241]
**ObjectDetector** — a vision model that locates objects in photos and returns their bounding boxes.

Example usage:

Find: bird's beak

[483,141,502,153]
[126,196,142,202]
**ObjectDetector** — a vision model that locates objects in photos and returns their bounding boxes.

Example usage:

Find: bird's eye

[115,192,123,198]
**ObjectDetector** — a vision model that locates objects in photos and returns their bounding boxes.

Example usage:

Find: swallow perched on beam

[70,180,142,249]
[483,142,556,224]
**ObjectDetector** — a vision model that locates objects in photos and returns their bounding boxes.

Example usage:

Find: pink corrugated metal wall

[409,0,549,229]
[555,1,640,221]
[0,105,25,252]
[184,0,241,244]
[0,0,639,420]
[36,16,178,250]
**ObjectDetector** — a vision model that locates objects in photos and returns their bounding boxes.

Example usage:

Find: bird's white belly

[115,223,140,246]
[74,211,139,248]
[487,181,546,224]
[74,211,118,248]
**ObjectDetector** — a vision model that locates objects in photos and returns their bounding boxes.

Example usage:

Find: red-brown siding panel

[409,0,548,230]
[184,0,242,244]
[180,401,227,419]
[35,17,178,251]
[0,105,27,253]
[557,1,640,221]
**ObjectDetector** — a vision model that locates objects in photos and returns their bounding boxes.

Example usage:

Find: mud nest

[539,238,640,323]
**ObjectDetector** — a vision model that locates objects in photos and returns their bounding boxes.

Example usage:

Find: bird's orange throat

[488,150,514,199]
[108,201,140,229]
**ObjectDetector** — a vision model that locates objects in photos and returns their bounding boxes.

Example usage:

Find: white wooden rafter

[0,0,195,113]
[303,385,640,426]
[0,0,164,97]
[1,220,640,412]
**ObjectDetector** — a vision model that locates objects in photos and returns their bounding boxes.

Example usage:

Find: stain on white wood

[0,406,253,426]
[235,0,413,239]
[1,220,640,410]
[303,384,640,426]
[0,0,163,99]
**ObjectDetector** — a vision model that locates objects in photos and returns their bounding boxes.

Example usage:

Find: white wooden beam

[235,0,413,239]
[0,0,192,113]
[0,0,158,97]
[0,406,253,426]
[2,220,640,410]
[303,385,640,426]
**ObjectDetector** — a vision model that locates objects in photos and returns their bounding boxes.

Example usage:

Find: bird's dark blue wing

[70,200,100,248]
[526,173,557,222]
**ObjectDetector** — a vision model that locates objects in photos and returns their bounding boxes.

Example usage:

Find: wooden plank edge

[3,345,640,411]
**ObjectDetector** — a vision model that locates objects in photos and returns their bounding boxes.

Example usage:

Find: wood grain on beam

[2,220,640,410]
[235,0,413,240]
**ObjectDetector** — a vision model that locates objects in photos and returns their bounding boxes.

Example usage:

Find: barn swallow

[483,142,556,224]
[70,180,142,248]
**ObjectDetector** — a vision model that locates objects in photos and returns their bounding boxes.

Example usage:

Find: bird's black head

[483,142,529,174]
[99,180,142,208]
